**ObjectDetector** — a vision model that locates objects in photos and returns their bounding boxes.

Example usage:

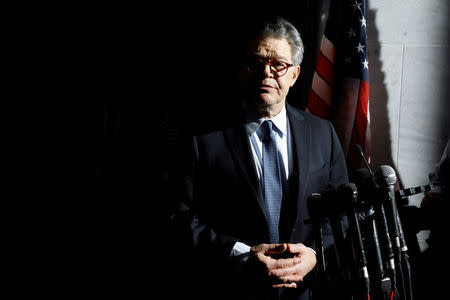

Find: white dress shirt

[230,104,316,258]
[231,105,291,257]
[247,105,290,184]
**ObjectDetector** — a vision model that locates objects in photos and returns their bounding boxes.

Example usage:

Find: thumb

[265,243,288,255]
[285,243,305,254]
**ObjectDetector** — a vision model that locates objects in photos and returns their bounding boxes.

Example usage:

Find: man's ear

[290,65,301,87]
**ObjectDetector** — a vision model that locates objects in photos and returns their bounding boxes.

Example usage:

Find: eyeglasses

[245,57,294,77]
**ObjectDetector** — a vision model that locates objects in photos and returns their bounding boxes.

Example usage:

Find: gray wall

[367,0,450,205]
[367,0,450,251]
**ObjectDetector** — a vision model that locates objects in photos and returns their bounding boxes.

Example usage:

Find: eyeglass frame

[244,56,295,78]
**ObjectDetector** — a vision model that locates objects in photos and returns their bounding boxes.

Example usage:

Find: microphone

[306,188,348,219]
[351,148,396,290]
[374,194,397,288]
[307,186,353,297]
[306,193,327,278]
[363,204,392,296]
[351,169,392,296]
[353,144,374,176]
[396,211,408,254]
[374,165,415,299]
[308,184,375,296]
[356,166,396,291]
[374,166,401,256]
[341,183,370,295]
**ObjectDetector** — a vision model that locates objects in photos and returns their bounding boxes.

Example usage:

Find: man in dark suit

[168,16,349,300]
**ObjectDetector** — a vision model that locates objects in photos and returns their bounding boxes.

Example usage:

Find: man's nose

[263,63,274,77]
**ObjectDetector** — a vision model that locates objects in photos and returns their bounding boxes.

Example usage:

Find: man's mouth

[260,84,275,91]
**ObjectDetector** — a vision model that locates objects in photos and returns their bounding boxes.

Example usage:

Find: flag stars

[360,16,367,28]
[352,1,362,12]
[347,28,356,38]
[356,42,365,53]
[362,59,369,69]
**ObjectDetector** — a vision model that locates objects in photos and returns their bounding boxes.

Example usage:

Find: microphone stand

[346,199,371,300]
[396,196,414,300]
[311,216,330,300]
[329,216,353,299]
[399,252,413,300]
[364,207,392,300]
[375,200,397,293]
[307,194,330,300]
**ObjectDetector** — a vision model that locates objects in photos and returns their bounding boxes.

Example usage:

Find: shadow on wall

[432,0,450,153]
[437,43,450,151]
[366,2,404,188]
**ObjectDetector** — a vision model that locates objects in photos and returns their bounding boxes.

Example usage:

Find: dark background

[88,1,332,297]
[94,2,330,195]
[80,2,437,298]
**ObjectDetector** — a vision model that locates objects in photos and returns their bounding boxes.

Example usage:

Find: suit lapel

[285,105,312,234]
[222,105,312,241]
[223,126,267,220]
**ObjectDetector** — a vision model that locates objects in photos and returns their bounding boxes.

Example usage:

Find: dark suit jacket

[168,104,349,300]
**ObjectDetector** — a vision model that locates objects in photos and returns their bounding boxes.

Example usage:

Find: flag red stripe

[355,80,369,146]
[359,80,369,117]
[320,36,335,63]
[332,78,360,156]
[347,80,370,169]
[307,91,331,119]
[315,51,334,86]
[311,72,332,105]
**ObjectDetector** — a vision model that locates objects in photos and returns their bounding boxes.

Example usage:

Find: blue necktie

[260,120,282,243]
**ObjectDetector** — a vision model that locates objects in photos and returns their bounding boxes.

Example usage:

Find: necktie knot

[259,120,275,142]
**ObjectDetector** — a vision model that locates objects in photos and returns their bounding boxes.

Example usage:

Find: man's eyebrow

[273,56,290,62]
[250,53,290,62]
[270,52,289,61]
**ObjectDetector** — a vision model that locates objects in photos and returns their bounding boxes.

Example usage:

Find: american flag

[307,0,371,171]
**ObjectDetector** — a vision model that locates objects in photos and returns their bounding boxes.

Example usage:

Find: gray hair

[257,16,304,66]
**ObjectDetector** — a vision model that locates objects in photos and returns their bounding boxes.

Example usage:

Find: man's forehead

[249,37,292,61]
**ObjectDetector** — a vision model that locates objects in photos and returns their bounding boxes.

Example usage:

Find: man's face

[240,37,300,111]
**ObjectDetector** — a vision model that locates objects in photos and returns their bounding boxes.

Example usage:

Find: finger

[272,282,297,288]
[265,243,287,255]
[267,257,302,271]
[267,256,302,270]
[255,252,283,269]
[278,273,304,283]
[269,261,302,277]
[255,251,272,265]
[286,243,306,254]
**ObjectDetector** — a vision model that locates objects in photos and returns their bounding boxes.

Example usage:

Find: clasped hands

[247,243,316,288]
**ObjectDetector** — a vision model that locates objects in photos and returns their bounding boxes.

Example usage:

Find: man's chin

[256,93,279,106]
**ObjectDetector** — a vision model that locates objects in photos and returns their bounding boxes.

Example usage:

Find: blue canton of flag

[342,0,369,81]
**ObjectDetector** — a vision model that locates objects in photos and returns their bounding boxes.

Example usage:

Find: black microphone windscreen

[350,168,371,186]
[307,193,323,218]
[349,169,376,207]
[335,183,358,209]
[353,144,363,154]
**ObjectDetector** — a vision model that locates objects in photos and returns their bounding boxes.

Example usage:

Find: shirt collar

[268,105,287,138]
[243,103,287,138]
